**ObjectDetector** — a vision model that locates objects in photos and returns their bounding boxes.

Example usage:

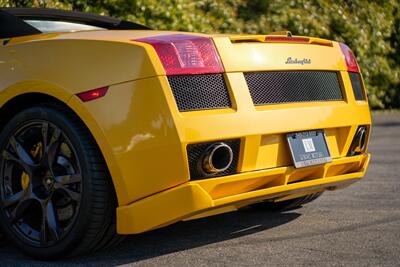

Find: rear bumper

[117,153,370,234]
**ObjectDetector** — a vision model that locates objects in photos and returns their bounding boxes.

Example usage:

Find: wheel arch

[0,91,128,205]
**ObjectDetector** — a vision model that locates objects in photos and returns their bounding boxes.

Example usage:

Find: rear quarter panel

[0,35,167,205]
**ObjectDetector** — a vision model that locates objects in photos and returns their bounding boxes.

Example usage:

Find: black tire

[0,105,123,259]
[252,192,323,211]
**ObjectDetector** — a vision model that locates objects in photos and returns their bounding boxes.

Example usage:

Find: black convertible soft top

[0,8,151,39]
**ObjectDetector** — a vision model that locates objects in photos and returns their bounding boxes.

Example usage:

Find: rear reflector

[76,87,108,102]
[135,34,224,75]
[339,43,360,73]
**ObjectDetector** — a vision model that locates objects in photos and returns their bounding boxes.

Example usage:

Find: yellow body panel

[0,30,371,234]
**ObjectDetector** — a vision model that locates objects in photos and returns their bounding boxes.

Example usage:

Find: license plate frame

[286,130,332,168]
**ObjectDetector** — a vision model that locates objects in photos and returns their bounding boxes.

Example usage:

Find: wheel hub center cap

[32,167,54,196]
[42,172,54,190]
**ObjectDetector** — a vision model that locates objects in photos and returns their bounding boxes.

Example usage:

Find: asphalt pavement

[0,111,399,266]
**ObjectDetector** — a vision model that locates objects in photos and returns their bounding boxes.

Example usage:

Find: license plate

[286,130,332,168]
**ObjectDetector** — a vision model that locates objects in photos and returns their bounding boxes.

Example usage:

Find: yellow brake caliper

[21,142,43,190]
[21,172,30,190]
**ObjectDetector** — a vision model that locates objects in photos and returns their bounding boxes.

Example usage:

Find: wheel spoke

[41,122,49,152]
[54,183,81,202]
[3,190,25,208]
[3,136,35,172]
[63,186,81,202]
[46,201,60,240]
[2,150,30,173]
[9,193,33,223]
[47,128,61,167]
[9,136,35,166]
[54,173,81,185]
[64,188,80,201]
[40,222,47,245]
[40,200,60,245]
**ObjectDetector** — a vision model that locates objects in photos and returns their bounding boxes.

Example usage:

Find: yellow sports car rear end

[114,33,371,234]
[0,8,370,259]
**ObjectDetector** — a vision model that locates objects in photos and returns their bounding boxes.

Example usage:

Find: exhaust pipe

[348,126,367,156]
[202,143,233,173]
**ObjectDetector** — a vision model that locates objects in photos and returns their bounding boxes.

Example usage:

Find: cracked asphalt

[0,112,399,266]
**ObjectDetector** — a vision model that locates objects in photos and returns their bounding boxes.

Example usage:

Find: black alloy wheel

[0,105,122,259]
[1,120,82,247]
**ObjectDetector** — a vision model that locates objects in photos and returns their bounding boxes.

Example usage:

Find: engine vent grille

[244,71,343,105]
[168,74,231,112]
[187,139,240,180]
[349,72,365,100]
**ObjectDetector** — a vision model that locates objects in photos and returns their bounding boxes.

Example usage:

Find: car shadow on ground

[0,207,301,265]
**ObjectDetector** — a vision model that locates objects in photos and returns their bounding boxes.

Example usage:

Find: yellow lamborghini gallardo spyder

[0,8,371,259]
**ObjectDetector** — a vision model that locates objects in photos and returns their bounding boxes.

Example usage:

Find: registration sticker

[302,138,316,153]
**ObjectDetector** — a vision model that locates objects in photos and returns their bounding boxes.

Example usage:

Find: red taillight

[339,42,360,73]
[76,87,108,102]
[265,36,310,43]
[135,34,224,75]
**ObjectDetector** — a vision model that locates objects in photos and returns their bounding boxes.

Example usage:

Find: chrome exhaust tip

[349,126,367,156]
[202,143,233,173]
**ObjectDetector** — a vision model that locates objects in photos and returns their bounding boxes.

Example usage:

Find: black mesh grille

[187,139,240,180]
[349,72,365,100]
[244,71,343,105]
[168,74,231,112]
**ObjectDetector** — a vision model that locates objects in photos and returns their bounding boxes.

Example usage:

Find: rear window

[24,20,105,33]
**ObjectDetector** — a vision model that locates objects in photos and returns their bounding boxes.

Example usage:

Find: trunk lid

[211,34,347,73]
